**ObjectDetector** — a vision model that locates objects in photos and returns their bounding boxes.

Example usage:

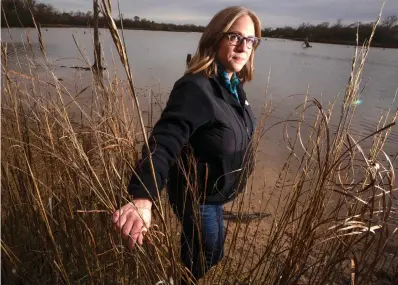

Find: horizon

[39,0,398,29]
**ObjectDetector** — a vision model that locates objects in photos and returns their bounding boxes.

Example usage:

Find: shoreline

[4,24,398,49]
[283,37,398,49]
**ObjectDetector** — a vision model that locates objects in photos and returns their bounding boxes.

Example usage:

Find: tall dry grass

[2,1,397,284]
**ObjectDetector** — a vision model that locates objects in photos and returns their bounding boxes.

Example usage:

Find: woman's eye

[230,35,239,41]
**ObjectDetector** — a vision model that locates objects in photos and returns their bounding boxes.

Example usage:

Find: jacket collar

[215,61,240,102]
[210,76,247,109]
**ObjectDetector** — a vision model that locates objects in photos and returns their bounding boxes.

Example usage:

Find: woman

[113,6,262,283]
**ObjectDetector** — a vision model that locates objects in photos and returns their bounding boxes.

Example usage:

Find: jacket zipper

[239,89,252,140]
[241,105,251,139]
[230,103,251,141]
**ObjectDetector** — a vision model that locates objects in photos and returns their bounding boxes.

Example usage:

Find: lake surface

[2,27,398,159]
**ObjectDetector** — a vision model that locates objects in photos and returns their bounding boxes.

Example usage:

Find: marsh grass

[1,1,398,284]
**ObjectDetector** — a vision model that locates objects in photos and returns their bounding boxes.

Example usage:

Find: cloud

[40,0,398,27]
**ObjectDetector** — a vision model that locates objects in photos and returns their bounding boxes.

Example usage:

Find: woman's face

[217,15,256,77]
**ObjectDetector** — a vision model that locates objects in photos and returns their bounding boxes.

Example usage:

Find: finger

[112,208,123,223]
[129,220,143,248]
[122,215,135,239]
[128,227,140,249]
[128,234,136,249]
[137,232,144,246]
[115,210,128,231]
[139,227,148,245]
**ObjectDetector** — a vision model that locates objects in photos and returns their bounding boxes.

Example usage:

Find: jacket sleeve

[127,80,215,201]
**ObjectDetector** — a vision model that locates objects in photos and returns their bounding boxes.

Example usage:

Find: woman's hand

[113,199,152,249]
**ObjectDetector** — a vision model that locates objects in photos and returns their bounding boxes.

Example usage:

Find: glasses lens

[227,33,259,48]
[248,37,259,48]
[246,38,254,49]
[228,33,240,44]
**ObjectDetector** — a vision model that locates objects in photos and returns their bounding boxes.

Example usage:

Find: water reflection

[2,27,397,155]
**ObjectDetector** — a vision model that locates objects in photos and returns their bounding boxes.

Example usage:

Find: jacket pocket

[195,148,255,203]
[209,151,248,199]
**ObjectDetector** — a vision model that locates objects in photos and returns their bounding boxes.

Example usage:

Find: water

[2,27,398,157]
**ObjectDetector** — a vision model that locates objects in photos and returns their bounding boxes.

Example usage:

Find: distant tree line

[263,17,398,48]
[1,0,205,32]
[2,0,398,48]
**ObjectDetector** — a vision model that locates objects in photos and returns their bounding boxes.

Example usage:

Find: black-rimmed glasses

[225,32,260,49]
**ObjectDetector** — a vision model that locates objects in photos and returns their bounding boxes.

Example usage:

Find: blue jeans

[169,198,224,283]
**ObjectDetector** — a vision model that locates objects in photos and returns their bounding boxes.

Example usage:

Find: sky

[41,0,398,28]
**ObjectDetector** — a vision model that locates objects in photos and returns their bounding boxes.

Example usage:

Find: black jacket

[128,72,256,205]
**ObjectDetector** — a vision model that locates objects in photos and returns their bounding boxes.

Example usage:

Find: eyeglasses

[224,32,260,49]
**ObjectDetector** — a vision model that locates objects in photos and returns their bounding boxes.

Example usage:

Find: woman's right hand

[113,198,152,249]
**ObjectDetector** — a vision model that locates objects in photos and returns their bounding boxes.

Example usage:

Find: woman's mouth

[232,56,245,63]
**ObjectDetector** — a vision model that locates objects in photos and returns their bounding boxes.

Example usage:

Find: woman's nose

[235,39,249,52]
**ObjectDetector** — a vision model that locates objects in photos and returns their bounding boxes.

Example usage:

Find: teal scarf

[216,62,240,103]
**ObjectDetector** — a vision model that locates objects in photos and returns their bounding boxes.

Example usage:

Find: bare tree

[93,0,102,71]
[381,15,397,29]
[333,18,343,28]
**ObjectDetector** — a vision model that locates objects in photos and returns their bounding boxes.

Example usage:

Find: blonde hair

[186,6,262,83]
